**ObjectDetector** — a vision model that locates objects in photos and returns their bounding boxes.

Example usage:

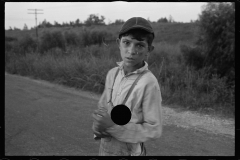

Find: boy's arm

[105,82,163,143]
[95,68,114,111]
[92,70,112,137]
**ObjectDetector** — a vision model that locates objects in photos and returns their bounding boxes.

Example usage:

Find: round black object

[111,104,131,125]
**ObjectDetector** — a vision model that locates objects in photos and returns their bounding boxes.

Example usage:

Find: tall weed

[5,25,234,118]
[64,31,80,46]
[18,35,37,55]
[80,28,113,47]
[40,30,66,53]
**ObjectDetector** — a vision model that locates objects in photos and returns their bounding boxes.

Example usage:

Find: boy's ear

[148,45,154,52]
[116,38,121,47]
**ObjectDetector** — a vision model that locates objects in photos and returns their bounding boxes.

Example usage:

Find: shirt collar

[116,61,149,75]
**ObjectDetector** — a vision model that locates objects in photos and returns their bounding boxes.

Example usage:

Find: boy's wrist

[106,124,117,131]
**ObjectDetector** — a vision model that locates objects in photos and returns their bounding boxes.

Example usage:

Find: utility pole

[28,9,43,52]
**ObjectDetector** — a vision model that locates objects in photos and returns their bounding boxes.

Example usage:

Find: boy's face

[117,35,154,69]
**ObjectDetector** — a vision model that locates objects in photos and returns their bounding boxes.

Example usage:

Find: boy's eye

[137,44,146,49]
[123,41,130,45]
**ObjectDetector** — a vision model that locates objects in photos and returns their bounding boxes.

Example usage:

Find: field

[5,22,235,118]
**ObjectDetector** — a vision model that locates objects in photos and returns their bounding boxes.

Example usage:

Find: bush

[40,31,66,53]
[18,34,37,55]
[5,41,14,52]
[180,44,205,70]
[64,31,80,46]
[197,2,235,86]
[5,36,18,52]
[206,74,234,107]
[5,21,235,118]
[161,64,234,117]
[80,29,113,47]
[5,36,18,42]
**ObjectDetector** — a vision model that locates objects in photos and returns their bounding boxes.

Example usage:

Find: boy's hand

[92,109,115,130]
[92,120,107,134]
[93,130,111,138]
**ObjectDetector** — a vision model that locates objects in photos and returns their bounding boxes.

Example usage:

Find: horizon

[5,2,207,30]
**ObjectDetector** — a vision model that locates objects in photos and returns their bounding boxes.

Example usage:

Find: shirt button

[117,92,120,96]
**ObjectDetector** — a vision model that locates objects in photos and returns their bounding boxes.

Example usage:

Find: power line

[28,9,44,52]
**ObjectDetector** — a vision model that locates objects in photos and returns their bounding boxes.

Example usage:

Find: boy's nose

[127,45,137,55]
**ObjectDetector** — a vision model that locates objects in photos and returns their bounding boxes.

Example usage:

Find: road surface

[5,73,235,156]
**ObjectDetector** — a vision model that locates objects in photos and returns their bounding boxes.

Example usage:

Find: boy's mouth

[126,57,134,61]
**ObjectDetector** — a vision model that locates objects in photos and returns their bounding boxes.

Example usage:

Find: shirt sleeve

[106,81,163,143]
[96,69,112,110]
[92,70,111,133]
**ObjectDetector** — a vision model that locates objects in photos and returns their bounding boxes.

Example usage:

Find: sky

[5,2,207,30]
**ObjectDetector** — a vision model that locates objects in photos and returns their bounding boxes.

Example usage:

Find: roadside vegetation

[5,2,235,118]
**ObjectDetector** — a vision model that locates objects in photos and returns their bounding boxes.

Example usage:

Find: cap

[119,17,154,38]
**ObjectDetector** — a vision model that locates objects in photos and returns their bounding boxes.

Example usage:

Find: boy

[92,17,163,156]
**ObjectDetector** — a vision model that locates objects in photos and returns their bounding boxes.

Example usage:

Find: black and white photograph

[4,2,235,156]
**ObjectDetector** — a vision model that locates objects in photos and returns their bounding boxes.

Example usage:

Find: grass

[5,22,235,118]
[5,22,198,44]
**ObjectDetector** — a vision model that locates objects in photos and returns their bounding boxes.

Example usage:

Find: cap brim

[119,26,154,38]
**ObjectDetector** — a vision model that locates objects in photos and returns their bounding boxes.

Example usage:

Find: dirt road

[5,73,235,156]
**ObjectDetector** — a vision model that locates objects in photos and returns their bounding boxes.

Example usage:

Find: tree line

[8,14,184,31]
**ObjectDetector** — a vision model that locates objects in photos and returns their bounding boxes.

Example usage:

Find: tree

[113,19,125,25]
[157,17,168,23]
[62,22,69,27]
[62,22,66,27]
[75,19,80,25]
[23,23,28,30]
[168,15,174,23]
[75,19,83,27]
[84,14,105,26]
[14,27,21,31]
[54,21,61,27]
[197,2,235,85]
[39,19,53,28]
[69,21,75,27]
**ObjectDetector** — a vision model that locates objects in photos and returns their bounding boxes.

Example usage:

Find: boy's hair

[119,28,154,47]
